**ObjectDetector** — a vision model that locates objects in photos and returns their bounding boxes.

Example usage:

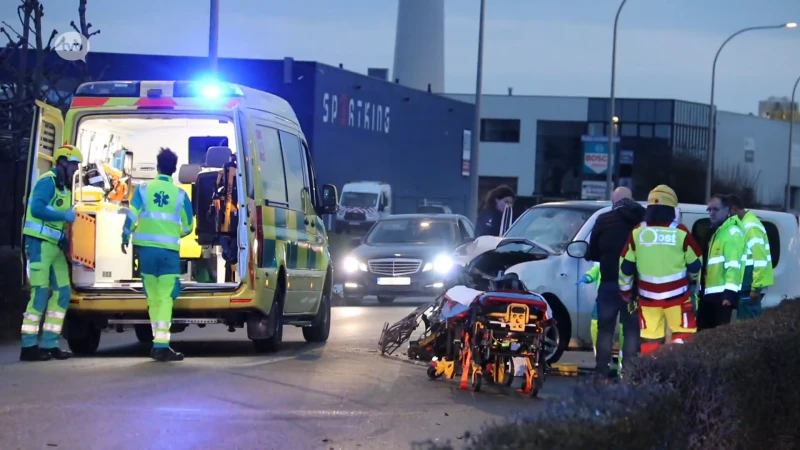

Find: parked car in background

[341,214,475,304]
[454,200,800,364]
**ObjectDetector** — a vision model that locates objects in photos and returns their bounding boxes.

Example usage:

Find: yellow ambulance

[24,80,340,355]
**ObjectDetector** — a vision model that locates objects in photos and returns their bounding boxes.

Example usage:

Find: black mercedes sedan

[341,214,476,305]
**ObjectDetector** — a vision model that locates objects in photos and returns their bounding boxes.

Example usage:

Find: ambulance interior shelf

[67,116,242,290]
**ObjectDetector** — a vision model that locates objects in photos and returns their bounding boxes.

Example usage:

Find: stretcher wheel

[503,358,515,387]
[427,366,442,380]
[529,378,543,398]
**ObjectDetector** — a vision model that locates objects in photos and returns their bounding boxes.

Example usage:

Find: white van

[455,200,800,363]
[336,181,392,233]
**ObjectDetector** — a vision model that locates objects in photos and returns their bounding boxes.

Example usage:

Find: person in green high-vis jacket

[726,194,774,320]
[122,148,193,362]
[578,262,625,368]
[20,145,83,362]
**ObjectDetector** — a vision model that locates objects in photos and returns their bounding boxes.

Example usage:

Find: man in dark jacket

[586,186,645,377]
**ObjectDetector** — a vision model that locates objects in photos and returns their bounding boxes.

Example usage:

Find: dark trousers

[697,295,733,330]
[595,281,641,376]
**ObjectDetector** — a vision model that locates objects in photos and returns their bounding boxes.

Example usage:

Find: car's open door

[20,100,64,243]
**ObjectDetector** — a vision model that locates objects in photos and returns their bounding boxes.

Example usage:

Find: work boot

[42,347,73,360]
[151,347,184,362]
[20,346,53,362]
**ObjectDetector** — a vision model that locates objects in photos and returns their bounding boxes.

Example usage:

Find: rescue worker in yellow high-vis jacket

[726,194,773,320]
[619,185,704,354]
[20,145,83,361]
[121,148,193,362]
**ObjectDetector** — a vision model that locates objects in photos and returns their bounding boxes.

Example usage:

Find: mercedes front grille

[368,258,422,276]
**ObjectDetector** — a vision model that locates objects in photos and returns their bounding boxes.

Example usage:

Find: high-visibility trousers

[638,299,696,354]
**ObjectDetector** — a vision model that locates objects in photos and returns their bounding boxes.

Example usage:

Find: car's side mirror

[350,237,362,247]
[566,240,589,259]
[317,184,339,216]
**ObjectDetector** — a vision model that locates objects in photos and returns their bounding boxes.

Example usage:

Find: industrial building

[446,93,800,209]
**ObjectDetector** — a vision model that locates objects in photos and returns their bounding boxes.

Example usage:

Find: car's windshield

[366,218,456,245]
[504,206,595,253]
[341,192,378,208]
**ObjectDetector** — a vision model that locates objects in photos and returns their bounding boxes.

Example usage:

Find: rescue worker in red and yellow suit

[618,185,703,354]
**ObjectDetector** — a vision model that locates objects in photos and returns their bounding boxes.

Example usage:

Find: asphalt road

[0,297,593,450]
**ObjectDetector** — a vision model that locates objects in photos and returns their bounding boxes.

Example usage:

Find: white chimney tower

[392,0,445,93]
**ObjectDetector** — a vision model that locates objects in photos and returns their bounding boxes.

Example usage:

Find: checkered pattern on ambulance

[337,206,377,221]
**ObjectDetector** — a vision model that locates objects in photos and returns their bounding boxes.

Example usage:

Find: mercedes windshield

[503,205,600,254]
[365,218,457,245]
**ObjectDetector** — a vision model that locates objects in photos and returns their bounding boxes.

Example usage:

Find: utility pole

[209,0,220,72]
[467,0,486,223]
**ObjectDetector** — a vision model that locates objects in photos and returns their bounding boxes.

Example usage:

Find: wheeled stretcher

[378,238,556,398]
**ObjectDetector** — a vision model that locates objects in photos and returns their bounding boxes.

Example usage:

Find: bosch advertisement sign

[321,92,391,134]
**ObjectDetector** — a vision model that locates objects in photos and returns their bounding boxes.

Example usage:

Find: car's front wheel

[543,295,571,364]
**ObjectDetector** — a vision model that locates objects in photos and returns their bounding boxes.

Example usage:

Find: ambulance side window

[762,220,780,267]
[300,140,320,209]
[236,119,254,199]
[254,125,288,205]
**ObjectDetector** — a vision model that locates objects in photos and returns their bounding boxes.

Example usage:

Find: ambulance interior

[69,115,244,291]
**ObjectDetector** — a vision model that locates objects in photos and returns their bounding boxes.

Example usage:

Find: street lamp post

[468,0,486,223]
[784,75,800,212]
[209,0,220,72]
[606,0,628,200]
[705,22,797,201]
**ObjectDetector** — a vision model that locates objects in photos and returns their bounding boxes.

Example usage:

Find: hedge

[0,247,27,341]
[417,299,800,450]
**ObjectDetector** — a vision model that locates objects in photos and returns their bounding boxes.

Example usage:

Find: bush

[0,246,27,341]
[419,299,800,450]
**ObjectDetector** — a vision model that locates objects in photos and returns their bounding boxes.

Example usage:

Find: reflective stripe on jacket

[23,171,70,244]
[740,210,774,291]
[619,220,703,307]
[128,175,192,251]
[704,215,745,295]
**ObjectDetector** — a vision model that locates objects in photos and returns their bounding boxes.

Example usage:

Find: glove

[749,289,762,302]
[576,274,592,285]
[722,289,739,308]
[63,207,76,224]
[121,230,130,255]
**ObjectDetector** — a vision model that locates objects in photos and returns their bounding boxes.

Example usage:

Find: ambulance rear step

[107,318,222,325]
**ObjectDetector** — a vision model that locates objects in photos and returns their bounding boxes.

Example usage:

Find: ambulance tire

[66,321,102,356]
[134,324,154,343]
[252,287,284,354]
[303,292,331,343]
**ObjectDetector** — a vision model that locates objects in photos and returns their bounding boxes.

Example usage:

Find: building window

[655,100,673,123]
[621,100,639,122]
[588,99,607,122]
[621,123,638,137]
[587,122,605,137]
[639,124,653,138]
[655,124,671,139]
[639,100,655,122]
[481,119,520,142]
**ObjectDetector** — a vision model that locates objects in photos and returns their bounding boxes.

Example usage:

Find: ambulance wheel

[303,292,331,343]
[134,324,154,343]
[427,366,442,380]
[66,322,101,356]
[253,290,284,353]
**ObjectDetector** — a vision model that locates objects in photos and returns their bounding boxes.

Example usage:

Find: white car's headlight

[343,256,367,272]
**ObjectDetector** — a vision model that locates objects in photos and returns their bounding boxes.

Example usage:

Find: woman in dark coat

[475,185,515,237]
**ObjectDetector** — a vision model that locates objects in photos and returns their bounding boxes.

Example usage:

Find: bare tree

[0,0,100,248]
[0,0,101,161]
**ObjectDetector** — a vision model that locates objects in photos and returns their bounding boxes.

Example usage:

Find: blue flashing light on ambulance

[24,79,340,355]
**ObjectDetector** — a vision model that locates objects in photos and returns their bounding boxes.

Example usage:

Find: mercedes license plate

[377,277,411,286]
[349,221,360,225]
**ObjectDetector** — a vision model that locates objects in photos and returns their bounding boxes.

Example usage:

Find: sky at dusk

[11,0,800,115]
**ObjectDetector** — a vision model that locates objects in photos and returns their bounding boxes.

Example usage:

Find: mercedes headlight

[343,256,367,273]
[424,254,453,274]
